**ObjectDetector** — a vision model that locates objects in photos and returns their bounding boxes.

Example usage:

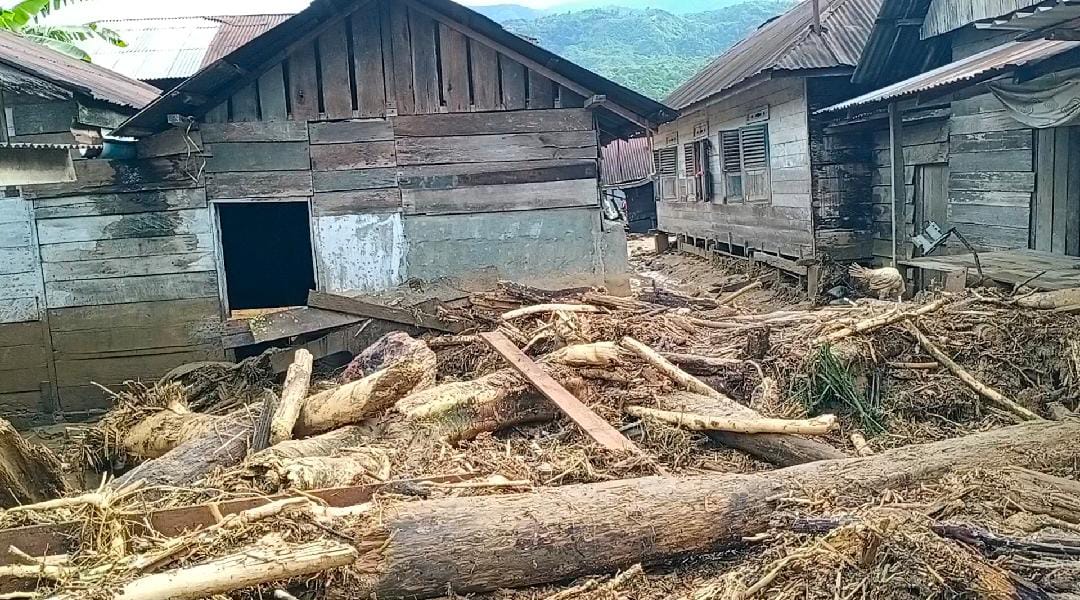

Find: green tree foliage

[0,0,125,61]
[499,2,793,100]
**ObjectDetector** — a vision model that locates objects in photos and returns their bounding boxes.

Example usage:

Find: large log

[114,403,263,488]
[0,419,69,507]
[348,421,1080,599]
[662,392,847,466]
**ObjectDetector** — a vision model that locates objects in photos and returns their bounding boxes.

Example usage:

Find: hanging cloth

[988,67,1080,129]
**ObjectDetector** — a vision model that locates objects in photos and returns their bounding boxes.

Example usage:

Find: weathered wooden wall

[19,141,226,417]
[654,78,815,258]
[204,0,581,125]
[808,77,875,263]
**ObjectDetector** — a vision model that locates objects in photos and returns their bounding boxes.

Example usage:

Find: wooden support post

[888,102,905,267]
[480,331,640,453]
[654,231,670,254]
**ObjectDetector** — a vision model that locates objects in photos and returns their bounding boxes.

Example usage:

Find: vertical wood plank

[204,102,229,124]
[1035,128,1055,252]
[410,10,441,114]
[888,103,905,263]
[1068,126,1080,256]
[257,63,288,121]
[288,42,321,121]
[319,20,355,120]
[439,24,470,112]
[528,70,554,110]
[500,56,526,110]
[387,2,415,115]
[470,41,499,111]
[352,10,387,118]
[230,83,260,122]
[560,86,586,108]
[1053,127,1069,254]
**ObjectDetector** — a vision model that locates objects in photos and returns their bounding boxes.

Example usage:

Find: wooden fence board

[319,21,355,120]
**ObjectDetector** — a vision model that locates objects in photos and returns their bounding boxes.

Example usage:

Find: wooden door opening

[217,202,316,313]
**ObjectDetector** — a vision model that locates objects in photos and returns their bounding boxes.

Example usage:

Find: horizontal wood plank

[308,291,466,333]
[203,142,311,173]
[396,131,596,165]
[52,320,221,358]
[403,178,597,215]
[0,321,44,347]
[40,233,214,263]
[200,121,309,143]
[137,129,205,159]
[54,347,224,387]
[398,160,596,190]
[49,298,222,332]
[312,189,402,216]
[206,171,313,199]
[45,272,219,309]
[313,168,399,192]
[36,209,211,245]
[0,298,40,325]
[21,157,202,199]
[392,109,594,137]
[309,120,394,144]
[950,150,1033,173]
[310,141,397,171]
[33,188,207,220]
[43,252,216,283]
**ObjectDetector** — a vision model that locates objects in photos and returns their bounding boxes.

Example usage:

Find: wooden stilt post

[888,102,905,266]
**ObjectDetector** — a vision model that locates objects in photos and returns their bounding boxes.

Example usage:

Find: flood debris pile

[2,267,1080,599]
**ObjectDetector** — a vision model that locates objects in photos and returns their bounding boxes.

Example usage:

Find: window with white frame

[652,145,678,201]
[719,124,770,203]
[682,138,713,202]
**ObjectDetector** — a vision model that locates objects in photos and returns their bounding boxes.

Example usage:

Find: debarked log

[345,420,1080,599]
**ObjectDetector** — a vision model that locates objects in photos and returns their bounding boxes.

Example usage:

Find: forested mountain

[481,2,793,100]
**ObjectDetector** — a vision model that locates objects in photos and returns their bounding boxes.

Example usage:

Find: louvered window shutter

[740,125,769,171]
[721,131,741,174]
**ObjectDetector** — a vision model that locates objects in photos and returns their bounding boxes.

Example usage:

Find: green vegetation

[0,0,125,61]
[797,345,885,434]
[495,2,793,100]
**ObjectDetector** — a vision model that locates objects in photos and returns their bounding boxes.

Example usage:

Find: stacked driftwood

[2,281,1080,599]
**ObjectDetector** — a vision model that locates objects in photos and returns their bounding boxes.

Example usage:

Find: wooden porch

[900,249,1080,292]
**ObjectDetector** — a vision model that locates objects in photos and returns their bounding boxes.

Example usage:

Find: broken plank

[223,306,363,349]
[308,290,467,333]
[479,330,640,453]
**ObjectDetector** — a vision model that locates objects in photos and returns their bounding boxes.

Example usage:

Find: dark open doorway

[218,201,316,312]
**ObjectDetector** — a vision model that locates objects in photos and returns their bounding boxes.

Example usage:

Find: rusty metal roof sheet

[0,30,160,110]
[602,137,653,187]
[665,0,882,110]
[921,0,1046,38]
[820,39,1080,113]
[83,15,291,83]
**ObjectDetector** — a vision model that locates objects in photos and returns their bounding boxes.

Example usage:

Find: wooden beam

[888,102,905,266]
[400,0,654,130]
[308,290,468,333]
[479,331,641,453]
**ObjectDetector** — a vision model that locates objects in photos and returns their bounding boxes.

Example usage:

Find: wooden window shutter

[683,142,697,179]
[721,131,742,174]
[740,125,769,171]
[655,147,677,176]
[700,138,714,201]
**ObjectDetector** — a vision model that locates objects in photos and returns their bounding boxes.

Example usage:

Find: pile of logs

[2,285,1079,600]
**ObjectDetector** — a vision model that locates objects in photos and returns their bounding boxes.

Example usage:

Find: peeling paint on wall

[314,212,406,293]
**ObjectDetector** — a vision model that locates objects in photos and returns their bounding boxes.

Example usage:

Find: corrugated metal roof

[665,0,882,111]
[921,0,1045,38]
[1,142,100,150]
[602,137,653,187]
[116,0,676,138]
[820,39,1080,112]
[82,15,291,83]
[0,30,160,110]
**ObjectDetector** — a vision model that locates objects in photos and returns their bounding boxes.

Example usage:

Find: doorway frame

[209,197,321,318]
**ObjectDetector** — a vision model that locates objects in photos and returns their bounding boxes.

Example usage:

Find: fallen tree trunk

[0,418,69,507]
[114,403,263,488]
[659,352,745,375]
[347,420,1080,599]
[122,404,220,459]
[627,406,837,435]
[111,539,358,600]
[269,349,313,445]
[660,392,847,466]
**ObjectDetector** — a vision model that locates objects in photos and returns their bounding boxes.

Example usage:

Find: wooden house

[0,31,160,427]
[652,0,884,270]
[817,0,1080,289]
[4,0,674,426]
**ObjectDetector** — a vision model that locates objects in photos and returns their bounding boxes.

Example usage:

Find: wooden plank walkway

[901,249,1080,290]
